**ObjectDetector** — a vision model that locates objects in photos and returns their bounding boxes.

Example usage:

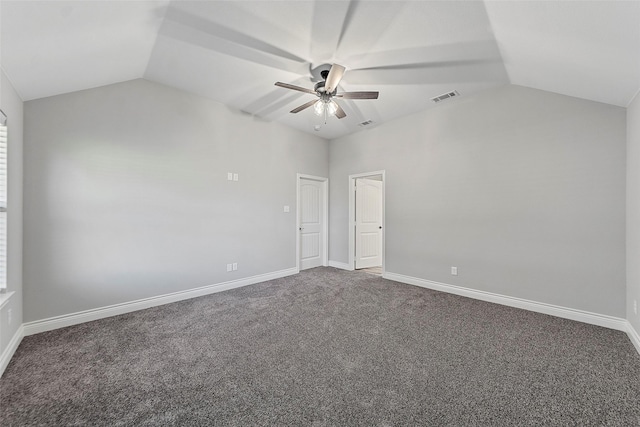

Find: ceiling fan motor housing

[314,80,337,95]
[314,69,337,94]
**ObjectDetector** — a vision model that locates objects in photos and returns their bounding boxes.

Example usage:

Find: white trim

[0,291,15,310]
[4,270,639,377]
[296,174,329,271]
[23,267,298,337]
[627,321,640,355]
[348,170,386,273]
[0,324,24,378]
[328,260,353,271]
[384,271,629,332]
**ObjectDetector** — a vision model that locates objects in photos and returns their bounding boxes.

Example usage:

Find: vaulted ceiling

[2,1,639,140]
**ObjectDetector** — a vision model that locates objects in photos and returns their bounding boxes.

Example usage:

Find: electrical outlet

[226,263,232,272]
[451,266,458,276]
[232,262,238,271]
[7,308,12,325]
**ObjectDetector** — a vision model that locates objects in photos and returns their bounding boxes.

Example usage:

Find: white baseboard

[23,267,298,337]
[383,271,629,332]
[627,322,640,355]
[8,268,640,374]
[329,260,353,271]
[0,325,24,378]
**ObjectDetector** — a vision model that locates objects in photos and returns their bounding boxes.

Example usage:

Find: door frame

[349,170,386,272]
[296,173,329,272]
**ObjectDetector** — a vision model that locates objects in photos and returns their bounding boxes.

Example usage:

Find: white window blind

[0,111,7,289]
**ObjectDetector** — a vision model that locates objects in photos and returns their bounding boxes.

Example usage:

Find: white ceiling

[2,1,639,140]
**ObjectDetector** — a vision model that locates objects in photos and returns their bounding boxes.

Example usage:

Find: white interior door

[355,178,383,269]
[299,178,324,270]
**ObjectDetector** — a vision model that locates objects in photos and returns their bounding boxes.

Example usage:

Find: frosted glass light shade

[314,100,324,116]
[327,101,338,116]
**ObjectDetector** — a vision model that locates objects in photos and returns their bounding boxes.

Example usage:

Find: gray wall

[17,78,635,326]
[0,69,24,357]
[329,84,626,317]
[628,92,640,334]
[23,79,328,322]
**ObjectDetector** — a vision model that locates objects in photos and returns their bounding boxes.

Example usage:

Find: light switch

[233,173,239,181]
[232,263,238,271]
[284,205,290,212]
[227,172,233,181]
[226,263,232,272]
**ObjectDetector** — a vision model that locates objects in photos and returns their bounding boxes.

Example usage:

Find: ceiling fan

[275,63,378,121]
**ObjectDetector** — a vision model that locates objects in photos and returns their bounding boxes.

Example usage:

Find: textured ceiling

[2,1,639,140]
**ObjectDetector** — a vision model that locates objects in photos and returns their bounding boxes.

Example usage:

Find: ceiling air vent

[359,120,374,127]
[431,90,460,103]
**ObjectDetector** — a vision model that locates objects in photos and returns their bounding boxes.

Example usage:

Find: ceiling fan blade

[290,99,319,114]
[275,82,316,95]
[345,61,508,85]
[334,102,347,119]
[347,40,503,72]
[310,1,351,60]
[336,91,379,99]
[343,40,507,84]
[352,58,497,72]
[325,64,346,93]
[241,91,303,119]
[238,77,309,115]
[162,7,310,74]
[309,1,404,63]
[335,0,359,52]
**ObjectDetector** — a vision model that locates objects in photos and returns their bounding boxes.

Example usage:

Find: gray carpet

[1,267,639,426]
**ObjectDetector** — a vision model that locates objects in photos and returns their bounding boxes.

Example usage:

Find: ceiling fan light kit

[275,63,379,122]
[314,99,337,116]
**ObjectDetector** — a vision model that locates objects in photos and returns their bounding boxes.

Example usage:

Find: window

[0,109,7,290]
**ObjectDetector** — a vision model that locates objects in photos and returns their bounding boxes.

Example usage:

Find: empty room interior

[1,0,640,424]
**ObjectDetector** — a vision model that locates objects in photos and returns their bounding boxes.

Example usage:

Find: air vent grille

[359,120,374,127]
[431,90,460,103]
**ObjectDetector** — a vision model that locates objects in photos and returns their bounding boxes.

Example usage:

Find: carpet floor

[1,267,639,426]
